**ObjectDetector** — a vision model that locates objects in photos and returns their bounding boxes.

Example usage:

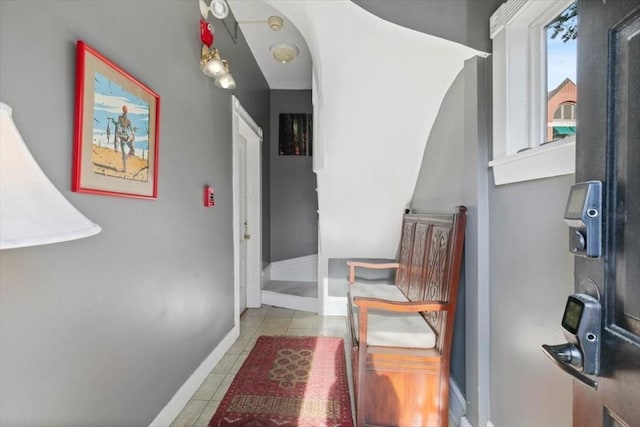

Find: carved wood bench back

[394,207,467,354]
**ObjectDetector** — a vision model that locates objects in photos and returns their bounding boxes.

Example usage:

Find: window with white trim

[489,0,577,185]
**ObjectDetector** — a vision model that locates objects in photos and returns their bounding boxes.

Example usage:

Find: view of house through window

[545,2,577,143]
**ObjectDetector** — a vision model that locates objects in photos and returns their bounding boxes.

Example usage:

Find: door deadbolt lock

[563,181,602,257]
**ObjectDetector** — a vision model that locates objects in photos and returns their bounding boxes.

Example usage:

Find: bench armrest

[353,296,448,313]
[347,261,400,285]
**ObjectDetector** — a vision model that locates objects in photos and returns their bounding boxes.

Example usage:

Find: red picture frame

[72,41,160,199]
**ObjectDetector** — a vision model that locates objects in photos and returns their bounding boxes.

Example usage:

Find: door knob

[541,344,597,389]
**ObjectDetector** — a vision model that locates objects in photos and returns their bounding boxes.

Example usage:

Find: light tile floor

[170,305,350,427]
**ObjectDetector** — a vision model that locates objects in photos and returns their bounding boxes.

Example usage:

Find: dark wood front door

[574,1,640,426]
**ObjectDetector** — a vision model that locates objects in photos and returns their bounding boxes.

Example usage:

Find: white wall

[267,0,483,261]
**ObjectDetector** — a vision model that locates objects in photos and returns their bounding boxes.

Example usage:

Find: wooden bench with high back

[347,206,467,427]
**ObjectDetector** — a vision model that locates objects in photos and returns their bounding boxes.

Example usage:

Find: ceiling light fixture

[198,9,234,89]
[214,61,236,89]
[267,16,283,31]
[201,45,226,78]
[269,42,299,64]
[199,0,229,20]
[200,46,236,89]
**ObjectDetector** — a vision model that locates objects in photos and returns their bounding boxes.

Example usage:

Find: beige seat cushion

[349,283,436,349]
[350,282,406,301]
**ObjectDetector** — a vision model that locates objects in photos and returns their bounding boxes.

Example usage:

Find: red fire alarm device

[204,185,215,207]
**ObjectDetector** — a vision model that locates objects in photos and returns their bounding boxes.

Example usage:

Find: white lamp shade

[0,102,101,249]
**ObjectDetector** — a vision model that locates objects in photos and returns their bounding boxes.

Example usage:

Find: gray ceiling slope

[352,0,502,53]
[227,0,501,90]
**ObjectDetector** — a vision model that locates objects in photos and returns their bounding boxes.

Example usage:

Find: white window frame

[489,0,576,185]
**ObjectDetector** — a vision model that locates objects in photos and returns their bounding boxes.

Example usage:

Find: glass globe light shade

[203,58,226,78]
[215,73,236,89]
[214,61,235,89]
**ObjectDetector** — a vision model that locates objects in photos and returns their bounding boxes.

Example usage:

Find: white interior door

[232,96,262,326]
[238,138,248,314]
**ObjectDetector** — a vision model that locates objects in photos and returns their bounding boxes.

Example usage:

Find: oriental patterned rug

[208,336,354,427]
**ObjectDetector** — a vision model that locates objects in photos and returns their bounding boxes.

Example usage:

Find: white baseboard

[149,326,239,427]
[268,254,318,282]
[449,378,467,426]
[262,290,317,313]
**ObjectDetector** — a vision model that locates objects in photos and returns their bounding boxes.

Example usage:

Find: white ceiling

[227,0,312,90]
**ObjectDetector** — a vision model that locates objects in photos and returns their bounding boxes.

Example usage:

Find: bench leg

[356,306,369,426]
[357,345,367,426]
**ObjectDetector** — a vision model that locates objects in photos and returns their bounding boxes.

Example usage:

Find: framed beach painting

[72,40,160,199]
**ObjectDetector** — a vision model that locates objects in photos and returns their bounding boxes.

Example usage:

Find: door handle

[541,344,598,389]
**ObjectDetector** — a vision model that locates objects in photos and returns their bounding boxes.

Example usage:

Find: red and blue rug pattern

[208,335,353,427]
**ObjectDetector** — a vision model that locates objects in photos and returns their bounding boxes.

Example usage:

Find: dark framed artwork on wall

[72,40,160,199]
[279,113,313,156]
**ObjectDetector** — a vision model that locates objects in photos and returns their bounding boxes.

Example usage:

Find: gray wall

[489,176,574,427]
[411,55,575,427]
[410,70,467,392]
[411,72,466,211]
[0,1,269,426]
[353,0,503,53]
[269,90,318,262]
[461,57,492,427]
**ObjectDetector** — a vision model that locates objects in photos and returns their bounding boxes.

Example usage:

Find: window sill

[488,139,575,185]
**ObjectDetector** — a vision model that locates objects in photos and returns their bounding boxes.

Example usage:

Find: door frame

[232,96,263,325]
